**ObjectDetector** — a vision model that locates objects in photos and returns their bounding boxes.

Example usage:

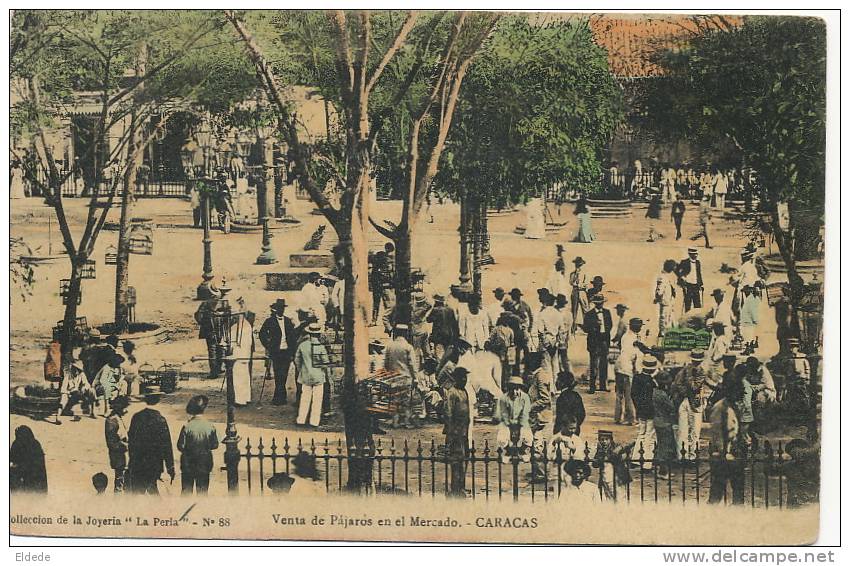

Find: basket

[358,368,410,416]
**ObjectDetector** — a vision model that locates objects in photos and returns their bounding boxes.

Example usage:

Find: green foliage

[433,16,623,207]
[637,16,826,212]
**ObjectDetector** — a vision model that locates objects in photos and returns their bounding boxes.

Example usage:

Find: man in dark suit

[193,285,223,379]
[127,388,175,494]
[426,294,458,363]
[259,298,298,405]
[676,247,704,312]
[582,294,613,394]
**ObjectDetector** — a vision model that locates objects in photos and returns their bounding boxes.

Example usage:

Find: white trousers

[297,383,324,427]
[634,419,656,467]
[677,399,703,460]
[496,424,533,449]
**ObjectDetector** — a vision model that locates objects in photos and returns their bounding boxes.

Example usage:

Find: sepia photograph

[6,5,838,550]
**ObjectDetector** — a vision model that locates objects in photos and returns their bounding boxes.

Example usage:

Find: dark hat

[186,394,209,415]
[687,247,699,254]
[615,303,628,311]
[270,298,287,311]
[433,294,445,302]
[142,385,166,404]
[572,256,586,266]
[509,287,522,297]
[563,459,592,478]
[722,353,738,362]
[306,322,322,334]
[556,371,576,390]
[368,340,386,353]
[493,287,505,295]
[109,353,125,367]
[591,275,605,285]
[111,395,131,412]
[597,430,614,441]
[591,294,605,304]
[711,288,724,298]
[267,472,295,493]
[293,451,321,480]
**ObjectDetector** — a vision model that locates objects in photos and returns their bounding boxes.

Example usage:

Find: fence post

[511,440,520,502]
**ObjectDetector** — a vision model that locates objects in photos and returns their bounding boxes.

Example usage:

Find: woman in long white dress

[524,198,546,239]
[232,311,255,406]
[10,163,26,199]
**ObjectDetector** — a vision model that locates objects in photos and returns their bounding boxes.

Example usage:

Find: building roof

[588,14,741,79]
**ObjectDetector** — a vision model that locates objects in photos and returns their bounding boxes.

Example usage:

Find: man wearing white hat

[671,350,708,461]
[294,322,329,428]
[57,359,95,422]
[631,354,659,469]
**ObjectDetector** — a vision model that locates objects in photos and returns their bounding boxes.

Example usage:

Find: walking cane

[257,358,272,406]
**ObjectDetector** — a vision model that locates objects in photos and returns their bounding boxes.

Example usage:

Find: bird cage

[313,327,344,368]
[52,317,89,342]
[138,362,157,390]
[409,269,426,293]
[128,232,153,255]
[358,368,410,416]
[104,245,118,265]
[156,363,182,393]
[59,279,82,305]
[80,259,97,279]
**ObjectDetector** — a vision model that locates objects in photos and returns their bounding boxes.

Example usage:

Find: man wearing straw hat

[127,387,175,494]
[384,323,419,428]
[496,375,533,464]
[294,322,329,428]
[631,354,659,469]
[568,256,589,334]
[671,349,708,462]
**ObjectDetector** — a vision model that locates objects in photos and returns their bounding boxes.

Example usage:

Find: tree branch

[365,11,418,94]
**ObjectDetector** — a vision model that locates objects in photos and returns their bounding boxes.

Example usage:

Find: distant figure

[573,198,595,243]
[104,395,131,493]
[671,197,686,240]
[444,366,471,497]
[10,425,48,493]
[524,198,546,239]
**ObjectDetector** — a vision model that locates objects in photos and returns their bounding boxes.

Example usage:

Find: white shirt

[713,173,728,195]
[683,259,699,285]
[706,300,734,330]
[654,271,677,304]
[738,260,760,288]
[547,270,570,299]
[531,306,563,351]
[275,315,287,345]
[486,300,505,331]
[330,280,345,309]
[459,309,490,351]
[615,330,642,377]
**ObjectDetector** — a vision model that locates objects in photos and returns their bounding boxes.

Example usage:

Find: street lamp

[254,122,277,264]
[210,278,244,493]
[194,125,216,300]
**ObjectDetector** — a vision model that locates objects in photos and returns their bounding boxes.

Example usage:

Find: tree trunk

[114,42,146,333]
[60,261,84,361]
[771,212,803,341]
[394,231,412,326]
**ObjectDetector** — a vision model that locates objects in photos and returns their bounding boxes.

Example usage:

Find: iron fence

[238,436,793,507]
[24,167,192,199]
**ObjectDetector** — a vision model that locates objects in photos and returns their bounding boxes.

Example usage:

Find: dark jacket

[515,300,534,332]
[194,297,223,340]
[553,389,586,435]
[9,429,48,493]
[259,315,298,355]
[582,307,613,350]
[105,414,128,470]
[128,408,175,477]
[631,372,656,420]
[427,305,459,346]
[675,258,703,288]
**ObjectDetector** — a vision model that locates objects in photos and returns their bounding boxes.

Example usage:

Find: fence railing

[23,166,194,199]
[238,436,793,507]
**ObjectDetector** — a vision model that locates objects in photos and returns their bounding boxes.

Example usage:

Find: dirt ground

[10,193,792,496]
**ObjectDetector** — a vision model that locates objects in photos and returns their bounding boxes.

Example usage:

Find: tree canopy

[637,16,826,214]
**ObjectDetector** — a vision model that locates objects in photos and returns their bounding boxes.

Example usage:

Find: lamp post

[211,278,243,493]
[254,122,277,264]
[194,126,216,300]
